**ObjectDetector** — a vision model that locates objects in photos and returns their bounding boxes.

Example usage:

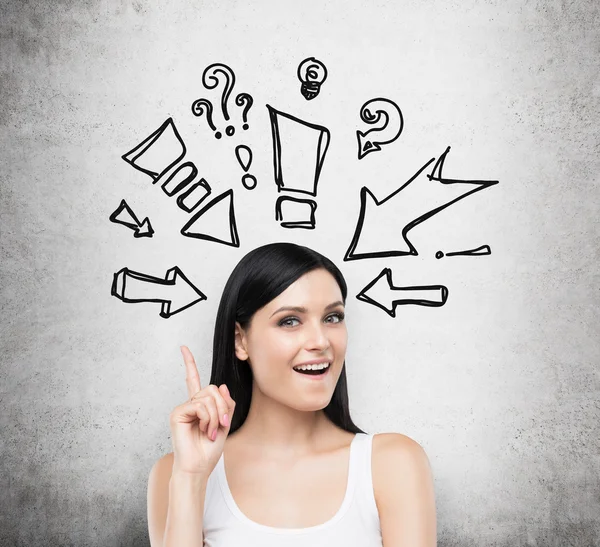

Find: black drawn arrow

[356,98,404,159]
[109,199,154,238]
[357,268,448,317]
[111,266,207,318]
[344,146,499,261]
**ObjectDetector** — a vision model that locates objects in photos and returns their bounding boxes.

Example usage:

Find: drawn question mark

[235,93,254,130]
[202,63,236,138]
[356,98,404,159]
[190,99,217,135]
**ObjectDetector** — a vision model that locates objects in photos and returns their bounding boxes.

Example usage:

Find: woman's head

[209,242,365,435]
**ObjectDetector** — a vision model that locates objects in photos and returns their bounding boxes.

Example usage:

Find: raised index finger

[180,345,201,399]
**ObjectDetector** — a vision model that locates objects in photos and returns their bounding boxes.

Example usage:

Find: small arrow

[109,199,154,238]
[111,266,207,318]
[357,268,448,317]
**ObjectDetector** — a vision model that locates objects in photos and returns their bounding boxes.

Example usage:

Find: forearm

[163,472,208,547]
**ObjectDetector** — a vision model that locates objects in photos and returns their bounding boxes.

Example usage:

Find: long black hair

[209,242,367,436]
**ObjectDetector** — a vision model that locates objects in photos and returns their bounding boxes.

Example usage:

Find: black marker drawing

[235,145,257,190]
[190,99,217,135]
[356,98,404,159]
[111,266,207,318]
[122,117,202,198]
[109,199,154,238]
[266,105,330,196]
[176,177,212,213]
[344,146,499,261]
[297,57,328,100]
[180,189,240,247]
[275,196,317,229]
[357,268,449,317]
[204,63,235,137]
[161,161,198,197]
[191,63,254,139]
[267,104,330,228]
[123,118,220,231]
[435,244,491,259]
[235,93,253,130]
[122,118,186,180]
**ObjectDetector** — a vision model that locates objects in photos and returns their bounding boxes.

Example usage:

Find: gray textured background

[1,0,599,546]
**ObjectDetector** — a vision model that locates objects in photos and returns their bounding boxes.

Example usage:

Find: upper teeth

[294,362,330,371]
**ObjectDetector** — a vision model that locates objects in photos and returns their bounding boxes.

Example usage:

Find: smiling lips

[292,361,331,378]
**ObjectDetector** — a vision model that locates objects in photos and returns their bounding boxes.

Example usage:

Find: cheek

[248,328,297,365]
[333,325,348,350]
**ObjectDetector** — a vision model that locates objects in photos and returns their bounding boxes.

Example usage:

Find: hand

[168,345,236,478]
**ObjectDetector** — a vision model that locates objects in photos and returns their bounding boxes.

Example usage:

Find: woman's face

[234,268,347,410]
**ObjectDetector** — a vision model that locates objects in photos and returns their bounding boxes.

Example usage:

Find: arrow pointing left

[111,266,207,318]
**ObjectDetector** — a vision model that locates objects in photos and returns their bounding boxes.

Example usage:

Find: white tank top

[202,432,383,546]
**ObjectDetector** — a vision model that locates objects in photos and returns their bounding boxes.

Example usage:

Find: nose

[304,319,330,351]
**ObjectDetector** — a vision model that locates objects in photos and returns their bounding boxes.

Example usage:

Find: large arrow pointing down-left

[111,266,207,318]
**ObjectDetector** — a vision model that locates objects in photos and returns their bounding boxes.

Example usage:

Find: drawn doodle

[435,244,491,259]
[192,63,254,139]
[357,268,449,317]
[122,118,229,234]
[235,93,254,130]
[190,99,218,135]
[275,196,317,229]
[176,177,212,213]
[121,118,186,180]
[235,145,257,190]
[204,64,235,120]
[356,98,404,159]
[122,118,201,196]
[266,105,330,197]
[180,189,240,247]
[161,161,198,197]
[111,266,207,318]
[109,199,154,238]
[267,104,330,229]
[297,57,328,100]
[344,146,499,261]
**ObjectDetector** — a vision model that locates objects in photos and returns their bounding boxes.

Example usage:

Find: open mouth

[292,363,330,376]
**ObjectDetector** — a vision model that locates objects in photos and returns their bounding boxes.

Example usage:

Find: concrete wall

[1,0,598,545]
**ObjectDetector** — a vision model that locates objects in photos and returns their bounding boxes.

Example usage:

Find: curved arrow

[356,98,404,159]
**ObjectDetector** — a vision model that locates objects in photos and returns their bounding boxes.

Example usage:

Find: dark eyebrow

[269,300,344,318]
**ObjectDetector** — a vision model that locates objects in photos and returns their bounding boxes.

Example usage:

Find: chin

[293,395,333,412]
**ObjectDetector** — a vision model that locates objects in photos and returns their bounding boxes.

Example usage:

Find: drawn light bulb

[297,57,328,101]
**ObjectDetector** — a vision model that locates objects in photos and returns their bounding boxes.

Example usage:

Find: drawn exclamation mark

[235,145,257,190]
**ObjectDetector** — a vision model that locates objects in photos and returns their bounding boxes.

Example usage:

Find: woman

[147,242,437,546]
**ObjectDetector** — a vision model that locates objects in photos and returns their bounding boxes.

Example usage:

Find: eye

[325,312,345,324]
[278,316,300,327]
[278,312,345,328]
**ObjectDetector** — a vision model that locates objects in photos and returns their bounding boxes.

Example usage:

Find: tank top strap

[351,433,381,530]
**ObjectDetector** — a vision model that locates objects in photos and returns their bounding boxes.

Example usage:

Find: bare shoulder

[371,433,437,546]
[372,432,433,492]
[372,432,430,462]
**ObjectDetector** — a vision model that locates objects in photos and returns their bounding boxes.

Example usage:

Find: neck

[232,384,335,456]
